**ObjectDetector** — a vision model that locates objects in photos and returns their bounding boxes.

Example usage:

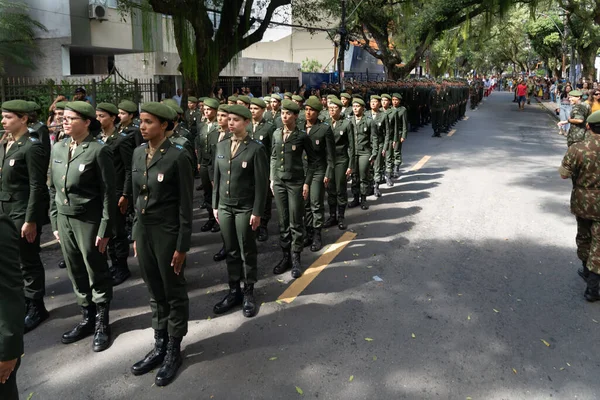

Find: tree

[118,0,291,95]
[301,58,323,72]
[527,13,565,78]
[0,0,47,75]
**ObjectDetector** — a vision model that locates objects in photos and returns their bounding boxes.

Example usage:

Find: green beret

[381,94,392,100]
[370,95,382,101]
[55,101,68,110]
[281,99,299,113]
[218,105,229,113]
[227,104,252,120]
[27,101,41,112]
[271,94,282,102]
[291,95,304,102]
[141,102,176,121]
[66,101,96,119]
[198,97,207,102]
[162,99,179,109]
[352,98,365,107]
[263,96,272,101]
[227,96,238,102]
[284,92,293,98]
[1,100,33,114]
[204,98,220,110]
[569,90,583,97]
[96,102,119,115]
[251,98,267,108]
[329,97,343,108]
[305,97,323,112]
[340,93,352,100]
[237,95,251,104]
[187,96,198,103]
[165,102,184,116]
[587,110,600,124]
[392,93,403,100]
[118,100,138,113]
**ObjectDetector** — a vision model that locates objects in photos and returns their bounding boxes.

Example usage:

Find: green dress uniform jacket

[118,120,143,147]
[248,119,276,224]
[265,110,282,128]
[28,121,51,162]
[104,128,135,197]
[326,117,356,209]
[351,116,378,197]
[270,127,314,185]
[169,127,195,169]
[195,120,219,215]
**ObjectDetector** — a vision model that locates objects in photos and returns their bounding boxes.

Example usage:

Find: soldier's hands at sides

[118,196,128,215]
[133,241,137,257]
[382,149,386,157]
[171,251,186,275]
[53,230,60,242]
[392,141,396,149]
[250,215,261,231]
[213,209,219,224]
[346,168,352,177]
[400,137,405,143]
[22,222,37,243]
[270,181,275,195]
[0,358,17,384]
[96,237,109,254]
[302,184,309,200]
[323,176,330,188]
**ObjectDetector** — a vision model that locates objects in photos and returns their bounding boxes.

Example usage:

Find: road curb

[535,98,560,120]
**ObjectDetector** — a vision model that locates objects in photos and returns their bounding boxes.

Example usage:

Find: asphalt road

[19,92,600,400]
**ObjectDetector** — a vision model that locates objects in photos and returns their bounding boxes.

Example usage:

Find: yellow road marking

[409,155,431,171]
[41,239,59,249]
[278,231,357,304]
[447,129,456,137]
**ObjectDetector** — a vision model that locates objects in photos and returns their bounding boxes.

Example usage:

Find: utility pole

[337,0,347,91]
[562,13,567,79]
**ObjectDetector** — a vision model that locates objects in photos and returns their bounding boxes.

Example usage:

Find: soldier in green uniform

[227,96,238,106]
[348,98,378,210]
[391,93,407,177]
[380,94,396,186]
[323,97,355,230]
[266,94,283,128]
[430,82,444,137]
[50,101,116,352]
[0,213,24,400]
[184,96,200,141]
[0,100,49,333]
[271,100,312,278]
[96,103,134,286]
[340,93,353,119]
[248,98,276,242]
[559,90,590,147]
[165,103,196,169]
[559,110,600,302]
[212,105,268,318]
[292,95,306,123]
[365,95,388,197]
[26,101,51,160]
[117,100,142,146]
[237,95,251,108]
[130,102,193,386]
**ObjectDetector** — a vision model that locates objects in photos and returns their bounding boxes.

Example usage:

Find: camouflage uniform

[566,103,591,147]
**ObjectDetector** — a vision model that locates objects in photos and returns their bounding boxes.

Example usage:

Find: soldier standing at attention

[0,100,49,333]
[266,94,283,128]
[164,103,197,171]
[96,103,134,286]
[559,111,600,302]
[50,101,116,352]
[236,95,251,108]
[130,102,193,386]
[0,213,24,400]
[348,98,378,210]
[430,83,444,137]
[365,95,387,197]
[323,97,355,230]
[196,98,220,233]
[301,97,335,252]
[340,93,353,119]
[391,93,407,178]
[271,100,312,278]
[248,98,276,242]
[118,100,143,146]
[212,105,268,318]
[26,101,51,160]
[380,94,396,187]
[184,96,199,142]
[559,90,590,147]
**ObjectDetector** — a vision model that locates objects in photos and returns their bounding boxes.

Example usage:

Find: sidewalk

[535,98,560,120]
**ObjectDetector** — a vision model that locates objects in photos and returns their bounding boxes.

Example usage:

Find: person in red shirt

[516,81,528,110]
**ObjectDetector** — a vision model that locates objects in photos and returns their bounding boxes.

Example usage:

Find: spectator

[558,83,573,135]
[516,80,528,110]
[73,87,91,103]
[172,88,182,106]
[550,81,557,103]
[216,87,225,104]
[587,89,600,113]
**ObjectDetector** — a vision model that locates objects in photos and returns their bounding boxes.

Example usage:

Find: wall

[89,8,133,50]
[22,0,71,40]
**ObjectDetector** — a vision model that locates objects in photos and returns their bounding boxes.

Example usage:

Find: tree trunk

[579,44,598,82]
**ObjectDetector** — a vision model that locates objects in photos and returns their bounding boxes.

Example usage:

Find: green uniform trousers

[199,166,214,213]
[273,180,305,253]
[351,155,372,197]
[374,147,385,182]
[0,358,20,400]
[327,157,349,208]
[57,214,113,307]
[218,205,258,284]
[431,109,444,133]
[576,217,600,274]
[262,182,273,227]
[136,223,189,337]
[304,170,326,229]
[1,201,45,300]
[107,203,130,261]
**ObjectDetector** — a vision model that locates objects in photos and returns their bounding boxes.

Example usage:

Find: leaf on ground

[206,316,211,320]
[566,362,571,367]
[26,393,34,400]
[512,368,517,374]
[275,300,283,305]
[206,290,211,294]
[467,315,471,320]
[295,386,304,395]
[348,375,354,382]
[372,355,377,361]
[366,265,373,269]
[411,333,416,338]
[493,309,499,313]
[593,319,599,324]
[261,302,266,306]
[560,367,565,371]
[269,357,278,361]
[466,397,472,400]
[541,339,551,347]
[364,337,374,342]
[458,293,463,296]
[277,279,285,283]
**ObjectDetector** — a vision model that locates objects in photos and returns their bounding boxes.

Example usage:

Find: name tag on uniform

[340,131,344,136]
[292,145,296,151]
[242,161,247,168]
[218,155,224,159]
[9,159,14,166]
[259,135,264,140]
[79,164,86,172]
[363,128,367,132]
[157,173,164,182]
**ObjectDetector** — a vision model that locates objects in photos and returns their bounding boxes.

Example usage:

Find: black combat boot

[58,259,67,269]
[578,261,590,282]
[273,248,291,274]
[337,206,347,230]
[303,227,314,247]
[584,272,600,302]
[131,329,168,376]
[385,173,394,187]
[291,252,303,279]
[93,302,111,352]
[394,165,401,178]
[374,183,382,197]
[155,336,183,387]
[348,195,360,208]
[24,298,49,333]
[310,229,323,252]
[112,257,131,286]
[367,185,374,196]
[213,281,243,314]
[323,206,338,228]
[201,209,216,232]
[213,246,226,262]
[242,283,257,318]
[62,304,96,344]
[360,195,369,210]
[257,224,269,242]
[211,222,220,233]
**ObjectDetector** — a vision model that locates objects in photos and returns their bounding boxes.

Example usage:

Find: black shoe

[584,272,600,302]
[93,303,111,352]
[201,219,216,232]
[58,260,67,269]
[310,229,322,252]
[131,330,168,376]
[257,225,269,242]
[24,299,49,333]
[367,186,374,196]
[155,336,183,387]
[112,258,131,286]
[323,215,338,228]
[374,183,382,197]
[291,252,303,279]
[303,227,314,248]
[213,281,243,314]
[385,173,394,187]
[273,249,291,275]
[348,196,360,208]
[62,305,96,344]
[360,196,369,210]
[242,283,257,318]
[211,223,220,233]
[338,216,347,230]
[213,246,226,262]
[394,165,401,178]
[578,262,590,282]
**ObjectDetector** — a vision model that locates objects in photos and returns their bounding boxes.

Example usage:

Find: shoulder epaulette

[141,143,148,148]
[29,137,39,142]
[175,144,183,151]
[120,131,129,137]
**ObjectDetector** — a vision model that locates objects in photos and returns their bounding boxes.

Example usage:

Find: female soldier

[0,100,50,333]
[96,103,134,285]
[118,100,142,146]
[212,104,231,262]
[50,101,116,352]
[130,102,193,387]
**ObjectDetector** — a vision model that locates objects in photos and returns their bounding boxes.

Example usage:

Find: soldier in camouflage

[559,90,590,147]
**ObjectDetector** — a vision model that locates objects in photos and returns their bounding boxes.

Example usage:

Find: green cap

[66,101,96,119]
[227,96,238,103]
[281,99,300,113]
[96,102,119,115]
[141,102,176,121]
[392,93,403,100]
[271,94,282,102]
[284,92,293,98]
[27,101,41,112]
[370,95,382,101]
[237,95,251,104]
[1,100,33,113]
[227,104,252,120]
[165,102,184,116]
[118,100,138,113]
[199,97,207,103]
[291,95,304,102]
[55,101,68,110]
[305,97,323,112]
[218,105,229,113]
[569,90,583,97]
[188,96,198,103]
[352,98,365,107]
[587,110,600,124]
[381,94,392,100]
[329,97,343,108]
[263,96,272,101]
[162,99,179,109]
[340,93,352,100]
[204,98,220,110]
[327,94,337,99]
[251,98,267,108]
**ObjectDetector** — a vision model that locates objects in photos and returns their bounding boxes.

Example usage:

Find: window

[106,0,118,8]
